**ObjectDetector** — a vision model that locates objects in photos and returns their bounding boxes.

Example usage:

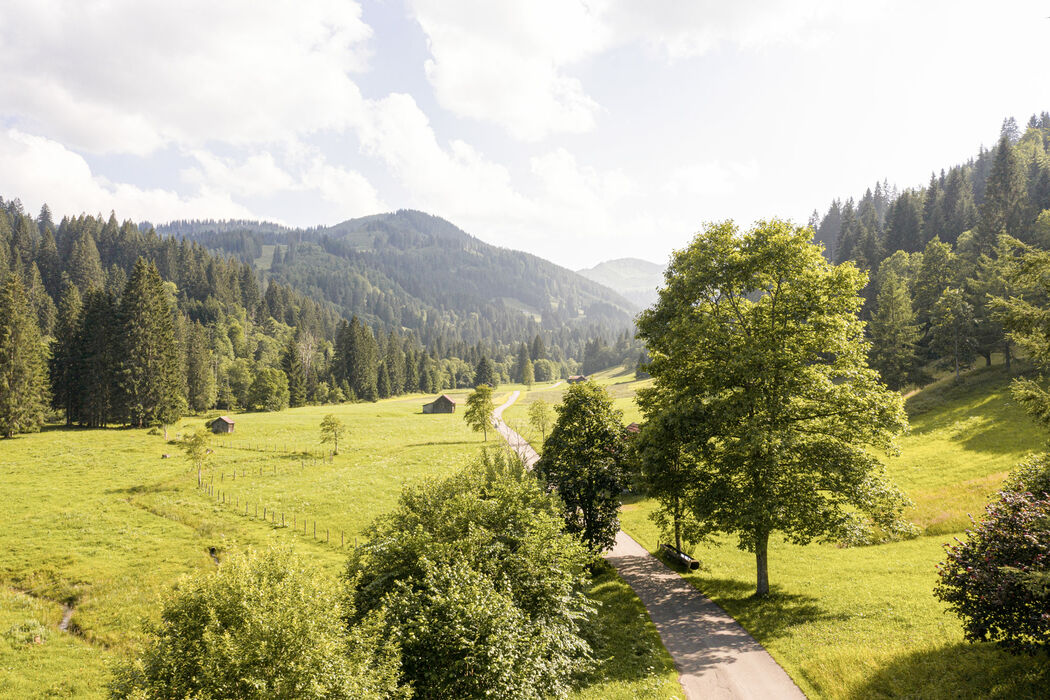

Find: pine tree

[50,282,82,425]
[869,271,920,390]
[474,355,498,388]
[282,333,307,408]
[0,274,50,437]
[186,321,217,413]
[522,358,534,388]
[978,134,1029,252]
[68,231,104,293]
[531,334,546,361]
[376,363,391,399]
[76,289,120,427]
[119,258,186,426]
[922,174,946,244]
[515,342,531,383]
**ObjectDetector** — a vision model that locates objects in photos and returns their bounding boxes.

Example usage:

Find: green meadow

[0,384,680,699]
[505,364,1050,699]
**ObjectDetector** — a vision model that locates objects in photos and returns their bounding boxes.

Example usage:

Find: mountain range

[576,257,664,309]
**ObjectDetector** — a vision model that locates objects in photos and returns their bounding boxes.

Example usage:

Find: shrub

[935,459,1050,654]
[111,546,404,699]
[346,451,595,699]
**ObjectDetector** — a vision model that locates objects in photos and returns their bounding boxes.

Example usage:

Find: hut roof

[213,416,235,425]
[438,394,458,404]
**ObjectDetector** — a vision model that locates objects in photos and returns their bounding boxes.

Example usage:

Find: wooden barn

[567,375,589,384]
[208,416,235,434]
[422,395,458,414]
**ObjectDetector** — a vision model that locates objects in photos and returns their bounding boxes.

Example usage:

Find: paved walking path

[491,390,806,700]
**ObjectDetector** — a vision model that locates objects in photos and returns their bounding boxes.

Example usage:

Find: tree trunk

[755,531,770,597]
[674,496,682,554]
[954,331,960,382]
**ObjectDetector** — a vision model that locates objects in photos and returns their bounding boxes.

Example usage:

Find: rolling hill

[160,210,639,357]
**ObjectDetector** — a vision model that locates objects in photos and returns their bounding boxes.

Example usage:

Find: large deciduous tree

[538,382,629,552]
[637,219,912,597]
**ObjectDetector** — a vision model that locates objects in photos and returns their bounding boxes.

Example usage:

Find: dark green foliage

[538,382,629,552]
[935,458,1050,655]
[49,282,82,424]
[978,135,1029,251]
[281,334,307,408]
[185,321,216,413]
[0,274,49,437]
[463,384,494,441]
[869,270,920,390]
[248,367,290,412]
[119,258,186,426]
[112,546,404,699]
[473,355,497,388]
[346,452,595,699]
[75,290,121,427]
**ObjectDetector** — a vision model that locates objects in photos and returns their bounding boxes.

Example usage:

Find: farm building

[567,375,589,384]
[626,422,640,435]
[208,416,235,434]
[422,395,458,414]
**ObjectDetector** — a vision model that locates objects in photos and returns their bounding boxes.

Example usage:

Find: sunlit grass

[0,386,678,698]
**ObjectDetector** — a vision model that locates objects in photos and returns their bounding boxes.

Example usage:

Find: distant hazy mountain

[577,257,664,310]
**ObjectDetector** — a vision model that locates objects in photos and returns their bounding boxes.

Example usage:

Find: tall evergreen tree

[932,287,977,382]
[869,271,920,390]
[186,321,217,413]
[50,282,82,425]
[282,332,307,408]
[530,334,546,361]
[473,355,498,388]
[514,342,531,383]
[76,289,120,427]
[68,231,105,293]
[119,258,186,426]
[0,274,50,437]
[978,134,1029,252]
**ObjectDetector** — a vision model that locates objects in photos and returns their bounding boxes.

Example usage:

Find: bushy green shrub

[111,546,404,699]
[935,460,1050,655]
[346,451,595,699]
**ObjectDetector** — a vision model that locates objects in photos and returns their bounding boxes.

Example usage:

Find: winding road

[491,390,806,700]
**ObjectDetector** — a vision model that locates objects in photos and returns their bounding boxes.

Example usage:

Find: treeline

[161,209,639,362]
[0,199,629,436]
[811,114,1050,387]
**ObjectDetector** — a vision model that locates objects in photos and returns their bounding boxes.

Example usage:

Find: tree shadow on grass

[105,483,178,495]
[851,641,1050,699]
[679,572,850,643]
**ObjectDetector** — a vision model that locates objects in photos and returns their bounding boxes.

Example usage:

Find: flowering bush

[935,464,1050,655]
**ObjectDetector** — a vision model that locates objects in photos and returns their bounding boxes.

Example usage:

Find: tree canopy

[637,219,912,596]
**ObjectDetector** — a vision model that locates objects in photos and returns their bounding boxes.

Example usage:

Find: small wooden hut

[567,375,589,384]
[422,395,458,414]
[209,416,235,434]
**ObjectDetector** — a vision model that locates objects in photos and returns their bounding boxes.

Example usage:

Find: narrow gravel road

[491,390,807,700]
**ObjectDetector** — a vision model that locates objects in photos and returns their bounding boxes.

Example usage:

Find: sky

[0,1,1048,270]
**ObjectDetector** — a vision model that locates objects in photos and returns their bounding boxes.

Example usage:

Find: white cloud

[409,0,876,141]
[0,0,372,155]
[0,129,254,222]
[182,148,385,213]
[410,0,607,141]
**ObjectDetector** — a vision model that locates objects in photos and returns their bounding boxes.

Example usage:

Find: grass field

[0,384,680,699]
[608,361,1049,699]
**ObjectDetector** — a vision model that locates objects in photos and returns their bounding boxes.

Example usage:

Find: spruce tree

[869,271,920,390]
[186,321,217,413]
[76,289,120,427]
[282,332,307,408]
[0,274,50,437]
[531,334,546,361]
[68,231,104,293]
[978,134,1029,252]
[119,258,186,426]
[515,342,531,383]
[50,282,82,425]
[932,287,977,382]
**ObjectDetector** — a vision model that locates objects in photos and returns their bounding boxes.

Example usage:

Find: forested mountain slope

[160,210,638,358]
[809,113,1050,389]
[577,257,664,309]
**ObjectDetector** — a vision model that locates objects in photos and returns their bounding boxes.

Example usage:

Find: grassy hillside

[505,362,1049,698]
[0,388,680,699]
[610,362,1047,699]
